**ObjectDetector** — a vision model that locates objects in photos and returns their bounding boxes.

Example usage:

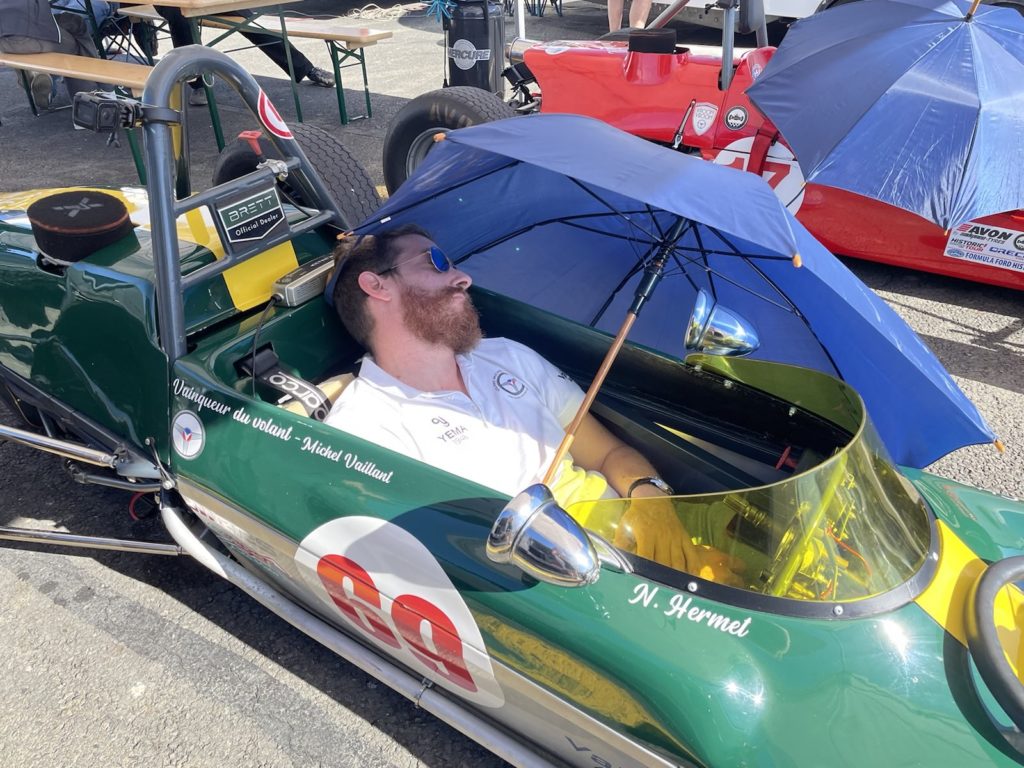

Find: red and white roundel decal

[295,517,504,708]
[257,91,293,140]
[713,137,805,214]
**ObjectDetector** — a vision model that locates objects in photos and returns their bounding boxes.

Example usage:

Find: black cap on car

[27,191,134,266]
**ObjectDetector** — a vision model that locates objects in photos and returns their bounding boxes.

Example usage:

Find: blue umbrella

[746,0,1024,231]
[355,113,995,467]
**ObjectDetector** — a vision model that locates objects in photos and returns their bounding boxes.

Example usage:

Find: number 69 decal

[295,517,505,708]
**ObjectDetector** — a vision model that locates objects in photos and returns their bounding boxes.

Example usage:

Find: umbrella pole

[542,313,637,485]
[966,0,983,19]
[541,218,688,486]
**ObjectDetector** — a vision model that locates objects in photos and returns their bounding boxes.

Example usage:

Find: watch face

[172,410,205,459]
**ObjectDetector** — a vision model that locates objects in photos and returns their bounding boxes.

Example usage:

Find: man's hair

[329,224,431,349]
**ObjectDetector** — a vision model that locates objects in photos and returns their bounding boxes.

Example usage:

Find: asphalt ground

[1,2,1023,766]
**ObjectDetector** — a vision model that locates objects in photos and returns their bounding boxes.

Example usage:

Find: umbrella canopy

[355,113,994,467]
[746,0,1024,231]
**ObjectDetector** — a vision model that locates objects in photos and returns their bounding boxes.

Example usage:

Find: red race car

[384,0,1024,290]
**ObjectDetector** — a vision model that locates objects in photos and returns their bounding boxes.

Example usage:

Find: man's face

[387,234,481,355]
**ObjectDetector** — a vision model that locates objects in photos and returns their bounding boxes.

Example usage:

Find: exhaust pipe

[506,37,539,66]
[0,422,117,467]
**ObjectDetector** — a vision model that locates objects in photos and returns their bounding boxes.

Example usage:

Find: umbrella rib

[564,177,670,245]
[588,251,652,326]
[450,209,663,265]
[677,226,801,312]
[589,206,679,326]
[689,224,719,303]
[943,47,984,230]
[672,245,794,262]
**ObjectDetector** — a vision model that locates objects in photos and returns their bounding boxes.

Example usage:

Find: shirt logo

[432,416,469,445]
[494,372,526,398]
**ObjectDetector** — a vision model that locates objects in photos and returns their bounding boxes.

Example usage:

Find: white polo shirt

[324,337,609,502]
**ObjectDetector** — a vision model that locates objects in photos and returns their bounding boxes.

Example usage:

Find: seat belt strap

[239,347,332,421]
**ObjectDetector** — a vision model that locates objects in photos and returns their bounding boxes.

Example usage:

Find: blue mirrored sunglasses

[324,243,454,309]
[377,245,453,275]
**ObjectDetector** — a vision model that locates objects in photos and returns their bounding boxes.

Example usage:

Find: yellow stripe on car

[916,520,1024,679]
[1,187,298,312]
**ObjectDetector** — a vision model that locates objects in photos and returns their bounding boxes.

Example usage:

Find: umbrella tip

[995,438,1006,454]
[433,132,447,143]
[792,252,803,268]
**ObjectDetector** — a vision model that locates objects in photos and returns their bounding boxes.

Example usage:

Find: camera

[73,91,144,133]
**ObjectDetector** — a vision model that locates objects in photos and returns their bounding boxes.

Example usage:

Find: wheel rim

[406,128,450,179]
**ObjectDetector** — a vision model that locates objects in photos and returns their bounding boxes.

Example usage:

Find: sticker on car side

[295,516,505,708]
[172,410,205,459]
[258,90,293,140]
[691,102,718,136]
[944,223,1024,273]
[723,106,747,131]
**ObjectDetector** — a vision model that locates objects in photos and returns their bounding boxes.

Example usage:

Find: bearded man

[324,225,742,583]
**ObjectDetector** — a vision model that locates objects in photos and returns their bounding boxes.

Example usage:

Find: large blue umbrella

[355,113,995,467]
[746,0,1024,231]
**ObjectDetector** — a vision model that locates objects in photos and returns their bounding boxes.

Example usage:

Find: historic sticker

[944,222,1024,273]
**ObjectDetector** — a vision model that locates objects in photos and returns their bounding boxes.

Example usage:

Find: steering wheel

[966,555,1024,730]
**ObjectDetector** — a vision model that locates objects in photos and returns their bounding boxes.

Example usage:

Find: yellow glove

[614,490,746,586]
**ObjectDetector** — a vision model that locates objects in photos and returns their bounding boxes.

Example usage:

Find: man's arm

[570,412,660,497]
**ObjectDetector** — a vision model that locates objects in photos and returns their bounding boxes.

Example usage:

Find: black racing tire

[212,123,380,231]
[382,86,516,195]
[966,556,1024,731]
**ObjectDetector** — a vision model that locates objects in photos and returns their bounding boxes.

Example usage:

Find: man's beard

[400,284,482,355]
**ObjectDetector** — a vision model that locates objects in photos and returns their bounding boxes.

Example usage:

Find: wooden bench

[201,10,391,125]
[0,51,152,95]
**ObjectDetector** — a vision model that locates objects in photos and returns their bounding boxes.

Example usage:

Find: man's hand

[614,489,745,586]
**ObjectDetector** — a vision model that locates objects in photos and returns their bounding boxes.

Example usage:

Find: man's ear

[357,270,392,301]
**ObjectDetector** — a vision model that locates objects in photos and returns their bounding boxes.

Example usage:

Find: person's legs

[155,7,330,85]
[155,6,195,48]
[53,13,102,97]
[628,0,653,28]
[608,0,624,31]
[0,36,53,108]
[229,10,322,83]
[155,7,207,99]
[0,20,99,102]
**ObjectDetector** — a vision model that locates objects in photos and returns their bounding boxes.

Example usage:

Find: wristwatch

[627,476,674,497]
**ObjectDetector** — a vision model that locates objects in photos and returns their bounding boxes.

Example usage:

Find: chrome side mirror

[487,484,600,587]
[685,288,760,356]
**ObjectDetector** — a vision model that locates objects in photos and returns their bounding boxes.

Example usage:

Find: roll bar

[142,46,346,364]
